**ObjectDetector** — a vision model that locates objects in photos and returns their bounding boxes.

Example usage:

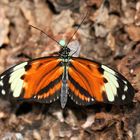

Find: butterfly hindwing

[68,57,134,105]
[0,57,63,103]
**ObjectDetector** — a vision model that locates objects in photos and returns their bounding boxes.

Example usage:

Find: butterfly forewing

[0,57,63,103]
[68,57,135,105]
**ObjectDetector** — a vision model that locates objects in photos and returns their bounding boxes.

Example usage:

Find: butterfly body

[0,41,135,108]
[60,46,70,108]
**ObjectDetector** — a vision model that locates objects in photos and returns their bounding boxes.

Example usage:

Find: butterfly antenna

[66,11,89,46]
[29,25,61,46]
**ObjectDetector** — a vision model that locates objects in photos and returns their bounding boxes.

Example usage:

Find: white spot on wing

[13,62,27,71]
[103,71,118,96]
[107,73,119,88]
[9,68,25,84]
[9,68,25,98]
[1,89,6,95]
[9,68,25,87]
[123,80,127,84]
[104,82,114,102]
[102,65,116,75]
[0,81,3,86]
[124,85,128,92]
[11,77,19,91]
[13,79,23,97]
[0,75,5,79]
[122,94,126,100]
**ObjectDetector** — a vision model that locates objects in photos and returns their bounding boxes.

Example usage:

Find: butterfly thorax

[59,46,70,57]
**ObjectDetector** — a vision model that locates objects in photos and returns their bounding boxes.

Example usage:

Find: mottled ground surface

[0,0,140,140]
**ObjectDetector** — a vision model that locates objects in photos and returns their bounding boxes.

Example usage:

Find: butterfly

[0,37,135,108]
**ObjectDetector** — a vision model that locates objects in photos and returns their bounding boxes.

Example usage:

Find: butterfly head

[59,39,71,58]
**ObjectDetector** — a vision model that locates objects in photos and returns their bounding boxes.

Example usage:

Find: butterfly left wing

[0,57,63,103]
[68,57,135,105]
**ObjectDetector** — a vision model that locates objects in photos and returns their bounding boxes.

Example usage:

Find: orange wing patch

[22,58,63,101]
[68,58,105,104]
[36,80,62,100]
[68,80,91,102]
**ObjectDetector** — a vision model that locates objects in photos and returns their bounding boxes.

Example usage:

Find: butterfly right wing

[68,57,134,106]
[0,57,63,103]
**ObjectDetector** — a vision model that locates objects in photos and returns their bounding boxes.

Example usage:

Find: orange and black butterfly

[0,37,135,108]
